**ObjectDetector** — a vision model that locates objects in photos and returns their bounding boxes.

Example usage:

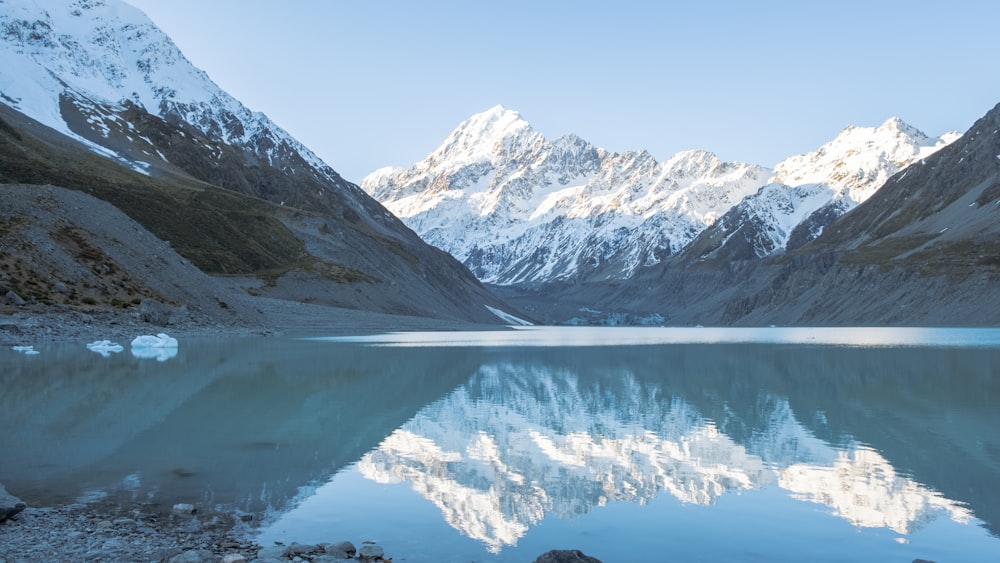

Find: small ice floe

[86,340,124,357]
[130,333,178,362]
[11,345,40,355]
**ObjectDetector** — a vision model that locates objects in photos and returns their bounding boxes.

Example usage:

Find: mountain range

[363,106,957,285]
[365,104,1000,325]
[0,0,514,326]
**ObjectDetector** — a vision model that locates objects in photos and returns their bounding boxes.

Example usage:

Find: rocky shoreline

[2,489,602,562]
[1,484,392,563]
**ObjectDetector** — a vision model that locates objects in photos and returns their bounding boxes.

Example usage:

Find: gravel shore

[0,501,259,563]
[0,294,507,347]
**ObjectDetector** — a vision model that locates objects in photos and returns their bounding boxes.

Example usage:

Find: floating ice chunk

[130,333,178,362]
[131,333,178,348]
[11,345,40,355]
[87,340,124,357]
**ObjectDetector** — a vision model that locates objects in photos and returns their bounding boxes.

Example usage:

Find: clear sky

[125,0,1000,184]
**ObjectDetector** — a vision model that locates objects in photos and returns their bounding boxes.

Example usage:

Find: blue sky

[126,0,1000,183]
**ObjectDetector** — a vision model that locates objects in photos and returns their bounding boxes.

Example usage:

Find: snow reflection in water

[2,328,999,562]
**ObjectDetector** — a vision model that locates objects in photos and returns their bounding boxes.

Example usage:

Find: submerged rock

[168,549,215,562]
[533,549,603,563]
[254,545,288,560]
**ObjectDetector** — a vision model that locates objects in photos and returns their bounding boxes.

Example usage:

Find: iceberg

[11,345,39,355]
[130,333,178,349]
[86,340,124,357]
[130,333,179,362]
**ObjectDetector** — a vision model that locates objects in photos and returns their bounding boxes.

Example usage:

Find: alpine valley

[1,0,997,331]
[364,105,1000,326]
[0,0,517,330]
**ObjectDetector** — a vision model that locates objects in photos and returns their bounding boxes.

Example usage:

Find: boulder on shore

[0,483,27,523]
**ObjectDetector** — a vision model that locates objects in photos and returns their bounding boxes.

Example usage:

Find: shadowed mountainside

[0,101,514,325]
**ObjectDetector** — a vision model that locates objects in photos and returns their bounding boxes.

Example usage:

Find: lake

[2,326,999,562]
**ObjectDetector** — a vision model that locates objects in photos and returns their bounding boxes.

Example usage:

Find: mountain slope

[0,0,514,324]
[682,118,957,262]
[363,105,771,284]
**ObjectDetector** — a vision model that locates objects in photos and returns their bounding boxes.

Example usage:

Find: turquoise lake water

[2,327,999,562]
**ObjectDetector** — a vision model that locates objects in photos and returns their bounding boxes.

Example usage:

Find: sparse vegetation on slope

[0,104,310,277]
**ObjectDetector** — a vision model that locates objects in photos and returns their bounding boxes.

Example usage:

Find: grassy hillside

[0,102,314,277]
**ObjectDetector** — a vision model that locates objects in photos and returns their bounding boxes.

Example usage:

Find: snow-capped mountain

[0,0,361,211]
[363,105,771,285]
[363,107,957,285]
[685,118,959,261]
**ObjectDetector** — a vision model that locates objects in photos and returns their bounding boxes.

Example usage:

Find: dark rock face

[0,483,27,523]
[784,198,850,252]
[533,549,602,563]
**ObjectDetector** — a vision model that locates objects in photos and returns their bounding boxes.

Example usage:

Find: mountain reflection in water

[350,345,992,553]
[2,329,998,561]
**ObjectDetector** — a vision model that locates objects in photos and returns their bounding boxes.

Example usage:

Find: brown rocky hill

[0,101,515,327]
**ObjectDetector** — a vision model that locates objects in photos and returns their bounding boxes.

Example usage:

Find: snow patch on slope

[485,305,532,326]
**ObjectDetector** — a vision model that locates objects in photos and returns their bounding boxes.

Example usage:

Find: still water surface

[2,327,999,562]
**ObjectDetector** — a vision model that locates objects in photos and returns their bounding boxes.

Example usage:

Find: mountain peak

[455,105,530,140]
[427,105,534,167]
[877,116,927,140]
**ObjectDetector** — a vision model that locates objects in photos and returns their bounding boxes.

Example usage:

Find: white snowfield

[363,106,958,284]
[485,305,532,326]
